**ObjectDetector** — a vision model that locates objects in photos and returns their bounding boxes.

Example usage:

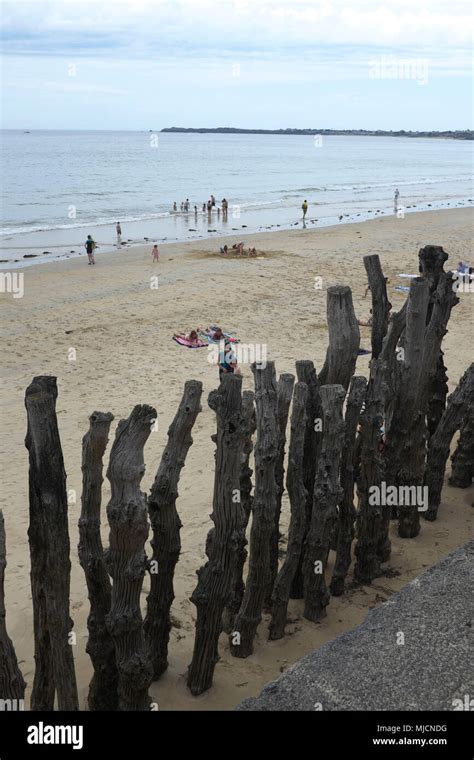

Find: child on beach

[85,235,96,264]
[152,244,160,262]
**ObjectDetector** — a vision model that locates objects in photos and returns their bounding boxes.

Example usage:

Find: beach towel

[394,285,410,293]
[173,336,207,348]
[199,329,239,344]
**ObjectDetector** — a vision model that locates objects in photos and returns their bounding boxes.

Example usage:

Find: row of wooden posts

[0,246,472,710]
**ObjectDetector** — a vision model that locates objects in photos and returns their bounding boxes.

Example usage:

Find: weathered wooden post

[187,374,246,695]
[144,380,202,679]
[78,411,118,711]
[330,375,366,595]
[25,376,78,711]
[425,365,474,520]
[319,285,360,390]
[0,511,26,704]
[266,373,295,607]
[290,360,322,598]
[105,405,155,711]
[222,390,255,634]
[230,362,278,658]
[269,382,308,640]
[449,410,474,488]
[418,245,449,437]
[303,385,345,622]
[363,255,390,359]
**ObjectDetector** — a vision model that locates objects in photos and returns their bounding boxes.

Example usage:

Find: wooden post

[290,360,323,598]
[269,382,308,640]
[105,405,155,711]
[330,376,367,595]
[424,365,474,521]
[303,385,345,622]
[222,390,255,634]
[230,362,278,658]
[363,255,390,359]
[418,245,449,437]
[319,285,360,390]
[78,411,117,711]
[25,376,78,711]
[187,374,246,694]
[449,411,474,487]
[266,373,295,607]
[144,380,202,680]
[0,510,26,704]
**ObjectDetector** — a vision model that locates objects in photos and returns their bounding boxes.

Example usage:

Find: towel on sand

[173,336,207,348]
[394,285,410,293]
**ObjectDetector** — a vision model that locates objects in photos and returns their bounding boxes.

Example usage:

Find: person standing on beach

[302,199,308,219]
[152,244,160,262]
[394,188,400,213]
[173,202,177,212]
[85,235,96,264]
[211,194,216,207]
[221,198,228,216]
[116,222,122,244]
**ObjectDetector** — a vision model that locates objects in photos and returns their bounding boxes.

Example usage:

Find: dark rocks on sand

[24,254,37,258]
[42,251,51,255]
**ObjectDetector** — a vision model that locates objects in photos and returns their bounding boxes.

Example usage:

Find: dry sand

[1,207,473,710]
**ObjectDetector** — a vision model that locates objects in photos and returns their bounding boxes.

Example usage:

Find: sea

[1,130,472,268]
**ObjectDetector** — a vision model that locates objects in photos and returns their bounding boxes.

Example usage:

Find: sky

[1,0,472,131]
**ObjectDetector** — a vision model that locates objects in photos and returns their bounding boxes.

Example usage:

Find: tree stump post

[78,411,117,711]
[449,410,474,488]
[319,285,360,390]
[144,380,202,680]
[0,510,26,704]
[105,405,155,711]
[222,390,255,634]
[330,375,367,595]
[363,255,390,359]
[266,373,295,607]
[303,384,345,622]
[418,245,450,437]
[424,365,474,521]
[269,382,308,640]
[25,376,78,711]
[290,360,323,598]
[187,374,246,694]
[230,362,278,658]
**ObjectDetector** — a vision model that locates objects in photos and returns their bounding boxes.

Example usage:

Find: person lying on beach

[203,326,224,341]
[173,329,200,345]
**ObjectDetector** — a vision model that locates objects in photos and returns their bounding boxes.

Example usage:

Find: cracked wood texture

[269,382,308,640]
[363,254,391,359]
[222,390,255,634]
[25,375,78,711]
[0,510,26,703]
[290,360,323,599]
[266,373,295,607]
[105,404,155,711]
[78,410,117,711]
[331,375,366,595]
[231,362,278,658]
[303,384,345,622]
[425,365,474,520]
[449,408,474,488]
[187,374,246,694]
[144,380,202,680]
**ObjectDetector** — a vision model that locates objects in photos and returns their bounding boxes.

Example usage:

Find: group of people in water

[172,195,229,216]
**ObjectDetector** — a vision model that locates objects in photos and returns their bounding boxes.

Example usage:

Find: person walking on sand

[302,199,308,219]
[394,188,400,213]
[152,244,160,262]
[85,235,96,264]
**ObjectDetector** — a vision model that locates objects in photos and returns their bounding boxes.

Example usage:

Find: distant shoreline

[161,127,473,140]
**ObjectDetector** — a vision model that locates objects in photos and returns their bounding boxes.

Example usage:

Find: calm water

[1,130,472,266]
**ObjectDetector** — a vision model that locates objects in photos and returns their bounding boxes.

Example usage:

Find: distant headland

[161,127,473,140]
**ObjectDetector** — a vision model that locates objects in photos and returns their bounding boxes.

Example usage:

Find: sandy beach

[1,206,473,710]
